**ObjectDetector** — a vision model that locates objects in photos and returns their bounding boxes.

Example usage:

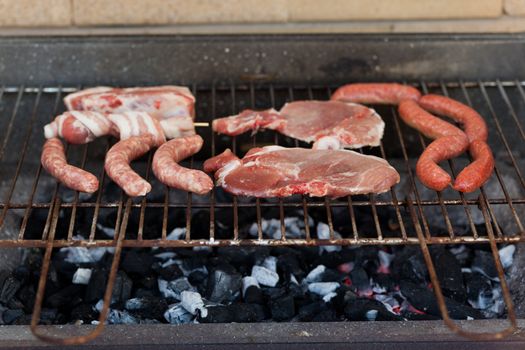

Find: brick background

[0,0,523,33]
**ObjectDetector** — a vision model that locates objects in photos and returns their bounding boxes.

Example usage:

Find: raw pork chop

[212,101,385,150]
[203,146,399,198]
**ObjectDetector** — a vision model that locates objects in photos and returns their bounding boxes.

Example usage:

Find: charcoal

[17,286,36,313]
[262,256,278,272]
[0,271,21,304]
[400,281,484,320]
[349,267,370,295]
[297,301,324,321]
[270,295,295,321]
[465,272,493,307]
[198,305,234,323]
[344,298,402,321]
[321,268,342,282]
[217,247,255,268]
[308,282,340,296]
[188,269,207,286]
[229,303,267,322]
[244,286,265,304]
[12,266,30,284]
[181,291,205,315]
[164,303,194,324]
[111,271,133,304]
[499,245,515,269]
[85,268,108,302]
[107,309,139,324]
[133,288,156,298]
[289,283,305,299]
[52,258,78,281]
[40,308,58,325]
[277,253,305,279]
[373,274,397,292]
[312,309,339,322]
[2,309,24,324]
[403,312,441,321]
[391,248,427,283]
[121,251,154,276]
[70,304,99,322]
[432,248,467,303]
[313,253,343,269]
[472,250,498,280]
[6,298,24,311]
[154,263,183,281]
[159,277,196,300]
[48,285,84,309]
[206,268,242,303]
[124,296,168,320]
[262,287,287,301]
[252,266,279,287]
[72,268,92,285]
[138,276,158,290]
[305,265,326,283]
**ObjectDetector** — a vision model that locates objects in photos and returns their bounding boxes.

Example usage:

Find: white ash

[158,277,197,300]
[60,246,114,264]
[308,282,340,296]
[365,309,378,321]
[161,258,181,268]
[125,298,145,310]
[374,294,401,314]
[242,276,260,295]
[251,265,279,287]
[96,223,115,238]
[305,265,326,283]
[323,292,338,303]
[154,252,177,260]
[249,216,313,240]
[499,245,515,269]
[180,291,207,317]
[94,299,104,313]
[72,268,92,285]
[290,274,299,285]
[262,256,278,272]
[167,227,187,240]
[378,250,394,272]
[164,303,194,324]
[107,309,139,325]
[317,222,342,254]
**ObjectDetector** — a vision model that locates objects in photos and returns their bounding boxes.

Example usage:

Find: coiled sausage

[418,95,494,192]
[398,100,469,191]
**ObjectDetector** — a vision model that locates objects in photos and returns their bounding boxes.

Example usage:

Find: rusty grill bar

[0,81,523,248]
[0,80,523,343]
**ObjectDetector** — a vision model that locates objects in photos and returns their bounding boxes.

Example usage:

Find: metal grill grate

[0,80,523,343]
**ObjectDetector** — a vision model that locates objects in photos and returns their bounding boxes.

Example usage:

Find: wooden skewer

[194,122,210,127]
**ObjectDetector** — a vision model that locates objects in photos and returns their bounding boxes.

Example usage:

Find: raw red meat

[64,86,195,121]
[212,101,384,149]
[203,146,400,198]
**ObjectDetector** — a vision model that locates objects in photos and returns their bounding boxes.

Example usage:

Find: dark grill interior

[0,80,523,343]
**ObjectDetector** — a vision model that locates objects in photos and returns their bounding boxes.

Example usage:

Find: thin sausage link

[105,135,156,197]
[453,140,494,193]
[419,94,488,143]
[398,100,469,191]
[331,83,421,105]
[41,138,99,193]
[152,135,213,195]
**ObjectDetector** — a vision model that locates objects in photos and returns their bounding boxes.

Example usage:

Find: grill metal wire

[0,80,523,343]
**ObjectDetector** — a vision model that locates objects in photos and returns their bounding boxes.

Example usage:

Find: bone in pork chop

[212,101,384,150]
[203,146,399,198]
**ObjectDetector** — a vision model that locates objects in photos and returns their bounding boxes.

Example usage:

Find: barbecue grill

[0,34,524,348]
